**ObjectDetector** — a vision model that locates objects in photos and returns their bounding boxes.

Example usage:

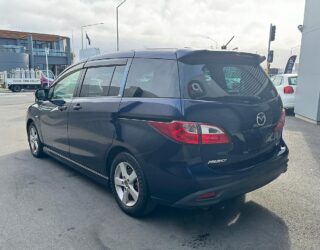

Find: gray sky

[0,0,305,68]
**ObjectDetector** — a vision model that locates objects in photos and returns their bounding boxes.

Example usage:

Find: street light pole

[205,36,218,49]
[199,36,218,49]
[116,0,127,51]
[45,47,49,87]
[81,27,83,50]
[81,22,104,50]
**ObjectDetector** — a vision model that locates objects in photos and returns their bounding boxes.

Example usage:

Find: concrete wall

[295,0,320,123]
[0,52,29,71]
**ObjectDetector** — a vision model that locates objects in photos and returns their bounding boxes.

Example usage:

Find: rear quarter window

[124,58,180,98]
[288,76,297,85]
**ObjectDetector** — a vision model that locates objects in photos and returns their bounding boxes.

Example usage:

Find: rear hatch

[178,50,284,171]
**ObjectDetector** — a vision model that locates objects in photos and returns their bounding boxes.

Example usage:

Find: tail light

[283,86,294,94]
[274,109,285,132]
[148,121,229,145]
[199,124,229,144]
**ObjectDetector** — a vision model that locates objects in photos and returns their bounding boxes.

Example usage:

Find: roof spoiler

[178,50,265,65]
[259,55,266,64]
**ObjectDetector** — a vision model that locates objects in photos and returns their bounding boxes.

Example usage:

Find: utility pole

[81,27,83,50]
[267,24,276,75]
[116,0,127,51]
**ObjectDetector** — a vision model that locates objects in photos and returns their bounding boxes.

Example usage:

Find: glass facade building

[0,29,72,76]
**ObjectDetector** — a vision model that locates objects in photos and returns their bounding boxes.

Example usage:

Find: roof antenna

[221,36,235,50]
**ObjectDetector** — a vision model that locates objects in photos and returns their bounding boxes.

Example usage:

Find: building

[0,29,72,76]
[295,0,320,124]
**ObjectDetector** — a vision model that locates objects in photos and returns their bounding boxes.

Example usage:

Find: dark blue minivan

[26,49,288,216]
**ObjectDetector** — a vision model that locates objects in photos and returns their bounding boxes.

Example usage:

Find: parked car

[270,73,298,110]
[26,49,289,216]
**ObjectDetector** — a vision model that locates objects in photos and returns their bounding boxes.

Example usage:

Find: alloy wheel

[114,162,139,207]
[29,126,39,154]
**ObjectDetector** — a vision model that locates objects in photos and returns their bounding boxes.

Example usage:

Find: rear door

[117,58,183,153]
[68,59,128,172]
[178,52,282,169]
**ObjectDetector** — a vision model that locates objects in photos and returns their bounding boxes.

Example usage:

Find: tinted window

[108,65,126,96]
[51,70,81,100]
[124,59,179,98]
[80,67,114,97]
[288,76,297,85]
[179,54,277,102]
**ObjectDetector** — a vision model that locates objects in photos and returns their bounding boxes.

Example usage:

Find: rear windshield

[288,76,297,85]
[178,53,277,103]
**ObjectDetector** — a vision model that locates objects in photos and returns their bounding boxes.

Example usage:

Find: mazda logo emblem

[256,112,266,126]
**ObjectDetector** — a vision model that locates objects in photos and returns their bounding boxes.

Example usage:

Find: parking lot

[0,91,320,250]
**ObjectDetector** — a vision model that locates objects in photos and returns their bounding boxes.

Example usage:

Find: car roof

[86,48,262,61]
[59,48,262,77]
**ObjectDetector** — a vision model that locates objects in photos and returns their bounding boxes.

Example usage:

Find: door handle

[58,106,67,111]
[73,103,82,110]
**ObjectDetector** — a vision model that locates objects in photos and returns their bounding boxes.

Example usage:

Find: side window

[80,66,115,97]
[51,70,81,100]
[271,76,283,86]
[288,76,297,85]
[124,59,179,98]
[108,65,126,96]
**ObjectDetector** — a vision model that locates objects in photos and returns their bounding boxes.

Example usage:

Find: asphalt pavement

[0,91,319,250]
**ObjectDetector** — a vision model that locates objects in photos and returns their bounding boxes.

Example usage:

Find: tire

[285,108,295,116]
[12,85,22,92]
[110,152,155,217]
[28,122,45,158]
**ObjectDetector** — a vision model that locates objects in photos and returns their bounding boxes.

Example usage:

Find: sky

[0,0,305,68]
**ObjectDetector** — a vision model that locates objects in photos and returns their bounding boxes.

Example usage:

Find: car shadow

[2,149,290,250]
[139,196,290,249]
[285,109,295,116]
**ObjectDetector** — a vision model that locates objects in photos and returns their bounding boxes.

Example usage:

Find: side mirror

[35,89,48,101]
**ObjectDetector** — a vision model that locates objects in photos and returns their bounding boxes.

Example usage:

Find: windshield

[178,54,277,102]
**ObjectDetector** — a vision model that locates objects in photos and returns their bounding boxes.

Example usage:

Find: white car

[270,74,297,110]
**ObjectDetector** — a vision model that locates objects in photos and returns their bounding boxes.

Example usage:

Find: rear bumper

[172,144,289,208]
[280,95,295,109]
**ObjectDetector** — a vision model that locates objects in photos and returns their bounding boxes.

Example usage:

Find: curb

[0,88,10,93]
